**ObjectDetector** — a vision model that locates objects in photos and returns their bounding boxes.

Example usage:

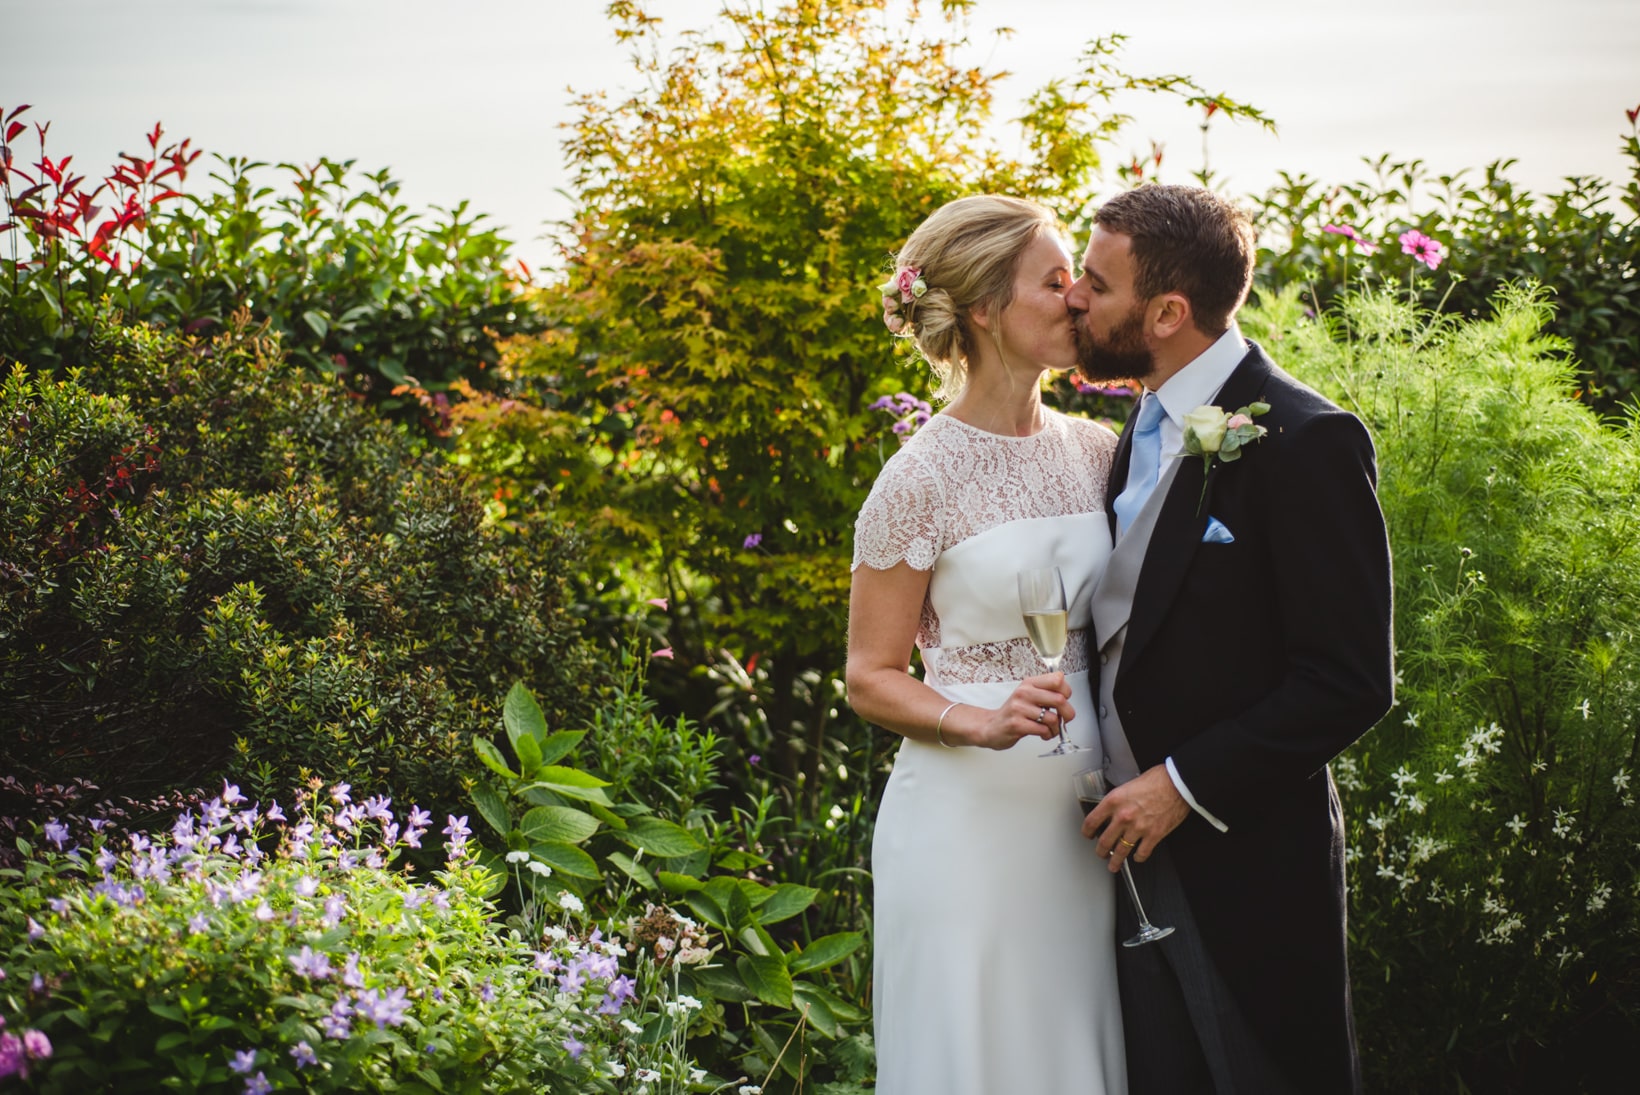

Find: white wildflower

[505,850,530,864]
[557,891,584,913]
[1614,769,1631,793]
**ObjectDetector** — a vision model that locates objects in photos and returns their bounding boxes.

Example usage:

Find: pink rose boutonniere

[1179,400,1271,512]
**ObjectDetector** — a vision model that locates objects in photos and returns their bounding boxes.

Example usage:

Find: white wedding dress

[853,410,1125,1095]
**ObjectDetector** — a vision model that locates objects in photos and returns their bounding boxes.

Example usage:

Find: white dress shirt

[1137,324,1246,832]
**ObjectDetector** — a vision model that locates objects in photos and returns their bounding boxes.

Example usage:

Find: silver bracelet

[935,701,962,748]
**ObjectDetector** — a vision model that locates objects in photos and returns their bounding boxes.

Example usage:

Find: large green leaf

[736,953,793,1008]
[686,964,756,1004]
[791,982,839,1038]
[503,681,547,749]
[513,733,543,778]
[793,981,868,1023]
[470,784,510,837]
[787,931,864,975]
[621,816,703,857]
[530,841,600,879]
[655,870,704,894]
[606,851,657,890]
[757,883,819,924]
[537,730,585,767]
[520,805,600,845]
[522,766,612,806]
[472,737,517,780]
[682,890,727,929]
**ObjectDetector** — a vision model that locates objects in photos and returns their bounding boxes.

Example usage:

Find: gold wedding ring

[1119,838,1136,848]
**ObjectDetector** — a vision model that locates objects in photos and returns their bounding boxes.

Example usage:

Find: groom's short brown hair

[1093,185,1255,336]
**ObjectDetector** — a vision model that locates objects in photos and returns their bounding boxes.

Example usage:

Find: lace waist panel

[924,630,1090,687]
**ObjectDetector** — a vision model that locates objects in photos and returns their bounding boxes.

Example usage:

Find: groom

[1069,185,1393,1094]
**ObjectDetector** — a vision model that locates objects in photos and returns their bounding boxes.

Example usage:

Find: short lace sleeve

[852,447,944,572]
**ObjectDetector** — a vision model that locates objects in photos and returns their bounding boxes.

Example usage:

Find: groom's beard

[1073,301,1153,383]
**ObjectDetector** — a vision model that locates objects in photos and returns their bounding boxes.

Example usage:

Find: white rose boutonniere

[1179,400,1271,512]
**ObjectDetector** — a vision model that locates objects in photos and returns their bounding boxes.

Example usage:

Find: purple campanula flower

[95,847,116,875]
[25,919,43,941]
[188,912,209,933]
[322,894,346,928]
[320,997,353,1039]
[264,801,286,823]
[562,1035,586,1059]
[244,1071,272,1095]
[331,783,352,806]
[42,820,70,849]
[294,875,319,898]
[290,1040,318,1068]
[202,799,229,827]
[129,832,151,854]
[342,952,364,989]
[221,781,246,807]
[479,980,495,1004]
[354,986,410,1029]
[229,1048,257,1074]
[558,967,586,995]
[743,533,762,549]
[289,946,333,981]
[234,808,259,833]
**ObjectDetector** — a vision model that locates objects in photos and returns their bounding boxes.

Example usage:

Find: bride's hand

[968,673,1072,750]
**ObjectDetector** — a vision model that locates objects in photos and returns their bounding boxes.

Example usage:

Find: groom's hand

[1082,766,1190,873]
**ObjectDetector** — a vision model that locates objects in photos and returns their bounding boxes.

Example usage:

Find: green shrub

[469,676,873,1093]
[1243,283,1640,1093]
[0,313,600,817]
[0,105,535,424]
[1251,109,1640,408]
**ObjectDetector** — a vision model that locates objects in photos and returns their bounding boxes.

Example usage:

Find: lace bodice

[852,410,1117,682]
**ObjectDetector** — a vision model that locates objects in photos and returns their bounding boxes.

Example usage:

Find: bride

[847,195,1125,1094]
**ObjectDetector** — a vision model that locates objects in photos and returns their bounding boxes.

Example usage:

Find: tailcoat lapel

[1119,343,1276,681]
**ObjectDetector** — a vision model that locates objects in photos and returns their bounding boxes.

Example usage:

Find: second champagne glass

[1073,766,1176,947]
[1016,566,1085,757]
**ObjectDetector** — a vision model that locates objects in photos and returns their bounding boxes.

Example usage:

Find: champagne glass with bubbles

[1017,566,1086,757]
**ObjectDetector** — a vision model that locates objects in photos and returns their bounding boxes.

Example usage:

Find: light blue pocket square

[1202,516,1235,544]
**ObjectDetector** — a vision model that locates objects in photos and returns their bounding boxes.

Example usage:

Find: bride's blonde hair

[889,195,1066,401]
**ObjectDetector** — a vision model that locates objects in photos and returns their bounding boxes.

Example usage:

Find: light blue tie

[1113,393,1166,537]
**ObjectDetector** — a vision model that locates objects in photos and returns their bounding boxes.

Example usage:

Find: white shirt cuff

[1166,756,1229,833]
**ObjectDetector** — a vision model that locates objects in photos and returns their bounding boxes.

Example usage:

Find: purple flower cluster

[870,391,932,436]
[0,1021,51,1081]
[534,928,637,1019]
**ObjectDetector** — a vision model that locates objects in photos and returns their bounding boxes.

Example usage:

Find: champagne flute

[1016,566,1085,757]
[1072,766,1176,947]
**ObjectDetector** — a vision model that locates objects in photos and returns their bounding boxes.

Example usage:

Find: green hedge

[1244,284,1640,1093]
[1,312,602,816]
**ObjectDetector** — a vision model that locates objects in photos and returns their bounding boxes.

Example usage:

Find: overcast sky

[6,0,1637,271]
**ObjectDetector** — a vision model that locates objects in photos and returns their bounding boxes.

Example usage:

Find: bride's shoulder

[1053,410,1119,453]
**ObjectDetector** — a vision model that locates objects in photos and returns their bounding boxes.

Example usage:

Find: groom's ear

[1149,292,1193,340]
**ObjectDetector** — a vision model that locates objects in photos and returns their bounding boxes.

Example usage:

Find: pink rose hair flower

[1322,224,1378,256]
[1398,229,1445,270]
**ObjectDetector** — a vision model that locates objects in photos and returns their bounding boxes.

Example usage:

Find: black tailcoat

[1103,340,1394,1094]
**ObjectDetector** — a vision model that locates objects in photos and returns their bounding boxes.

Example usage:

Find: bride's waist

[922,630,1089,686]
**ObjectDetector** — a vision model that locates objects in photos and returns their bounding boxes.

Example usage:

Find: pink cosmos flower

[1322,224,1378,256]
[1398,229,1445,270]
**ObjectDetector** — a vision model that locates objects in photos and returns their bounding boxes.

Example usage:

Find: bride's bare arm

[845,561,1070,750]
